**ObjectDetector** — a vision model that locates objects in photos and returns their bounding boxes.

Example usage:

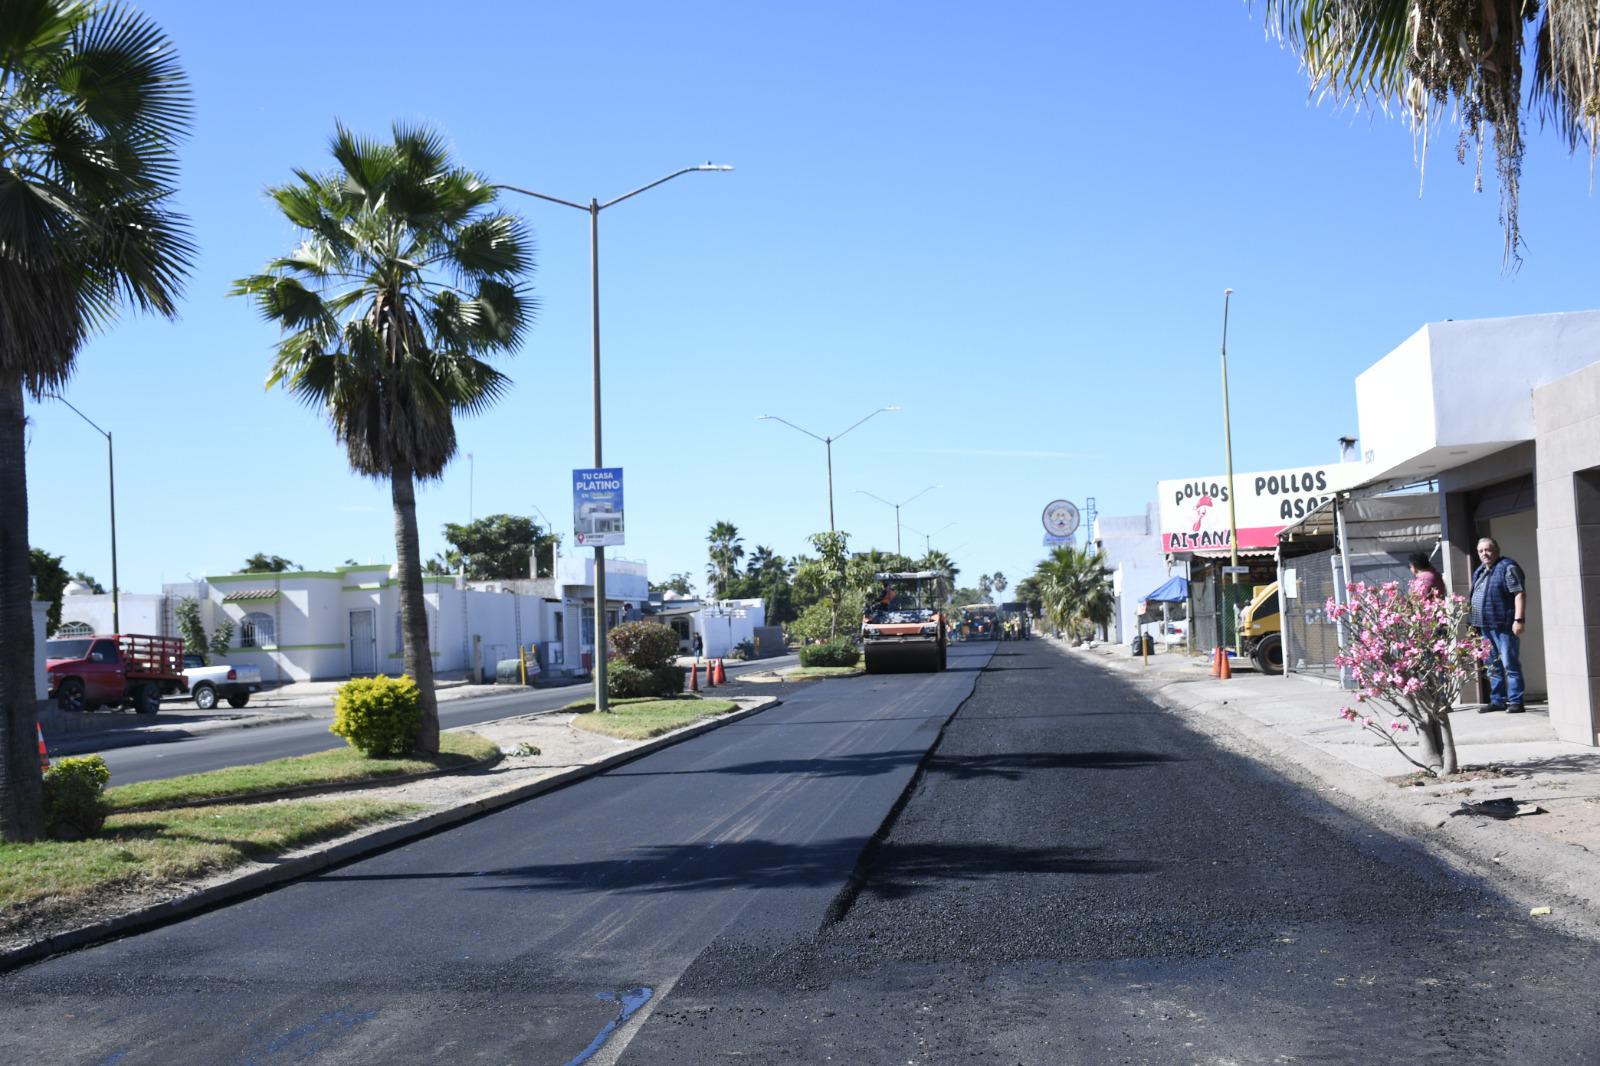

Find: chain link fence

[1282,549,1415,681]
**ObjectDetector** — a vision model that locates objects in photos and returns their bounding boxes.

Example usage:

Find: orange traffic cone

[705,658,716,688]
[714,658,727,685]
[688,660,699,692]
[1218,648,1232,680]
[1209,646,1221,677]
[37,724,49,773]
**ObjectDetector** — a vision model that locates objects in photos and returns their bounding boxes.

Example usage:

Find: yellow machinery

[1239,582,1283,674]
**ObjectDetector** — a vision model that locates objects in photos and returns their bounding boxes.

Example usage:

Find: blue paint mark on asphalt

[94,1051,128,1065]
[563,986,653,1066]
[241,1005,379,1065]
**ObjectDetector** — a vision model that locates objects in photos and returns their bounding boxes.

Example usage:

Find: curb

[3,696,781,974]
[1067,643,1600,932]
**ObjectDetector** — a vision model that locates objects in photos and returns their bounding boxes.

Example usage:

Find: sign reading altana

[573,467,625,547]
[1157,464,1366,554]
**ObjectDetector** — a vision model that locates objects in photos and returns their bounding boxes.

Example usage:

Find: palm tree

[705,521,744,598]
[1033,544,1113,642]
[918,549,959,588]
[991,571,1008,602]
[1261,0,1600,262]
[1,0,193,842]
[234,124,533,754]
[978,573,994,603]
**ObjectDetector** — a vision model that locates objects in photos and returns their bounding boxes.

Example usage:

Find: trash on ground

[1530,906,1553,917]
[1450,797,1546,820]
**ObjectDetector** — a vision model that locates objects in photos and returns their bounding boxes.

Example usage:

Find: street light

[1220,288,1243,651]
[50,394,119,632]
[758,406,900,532]
[854,485,938,556]
[496,163,732,712]
[902,521,956,556]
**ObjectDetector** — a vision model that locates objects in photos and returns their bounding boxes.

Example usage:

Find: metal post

[589,200,609,712]
[825,438,835,533]
[894,504,901,556]
[107,430,119,633]
[1220,288,1241,652]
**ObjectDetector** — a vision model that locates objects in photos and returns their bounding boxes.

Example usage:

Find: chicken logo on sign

[1191,494,1213,533]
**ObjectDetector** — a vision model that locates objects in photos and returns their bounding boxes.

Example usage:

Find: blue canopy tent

[1135,576,1189,652]
[1142,576,1189,604]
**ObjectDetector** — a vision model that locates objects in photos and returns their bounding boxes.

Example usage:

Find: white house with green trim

[49,557,657,685]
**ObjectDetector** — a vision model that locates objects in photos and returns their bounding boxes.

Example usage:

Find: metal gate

[349,609,377,676]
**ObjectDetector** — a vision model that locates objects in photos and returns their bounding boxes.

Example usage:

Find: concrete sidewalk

[1065,637,1600,928]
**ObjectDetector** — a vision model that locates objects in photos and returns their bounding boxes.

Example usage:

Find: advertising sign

[573,467,624,547]
[1157,464,1366,554]
[1042,500,1080,538]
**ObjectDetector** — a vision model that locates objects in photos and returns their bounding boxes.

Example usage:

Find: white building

[1094,503,1170,644]
[1352,309,1600,745]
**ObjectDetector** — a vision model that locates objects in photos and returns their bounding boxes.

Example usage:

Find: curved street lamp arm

[855,489,897,509]
[757,414,826,444]
[899,484,938,508]
[832,404,899,441]
[490,183,588,212]
[601,164,733,210]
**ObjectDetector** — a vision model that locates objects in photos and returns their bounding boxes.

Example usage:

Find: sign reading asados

[1157,464,1365,553]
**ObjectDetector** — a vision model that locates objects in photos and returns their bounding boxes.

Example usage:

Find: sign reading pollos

[573,467,625,548]
[1157,462,1364,554]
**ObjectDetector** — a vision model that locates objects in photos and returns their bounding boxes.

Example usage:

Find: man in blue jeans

[1470,537,1527,713]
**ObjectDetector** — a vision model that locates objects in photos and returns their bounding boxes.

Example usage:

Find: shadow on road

[310,837,1157,897]
[606,748,1180,783]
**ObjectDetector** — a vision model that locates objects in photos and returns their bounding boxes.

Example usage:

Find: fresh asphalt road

[0,642,996,1065]
[71,655,797,786]
[624,638,1600,1064]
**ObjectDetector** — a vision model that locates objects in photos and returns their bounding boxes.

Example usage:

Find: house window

[581,607,595,646]
[240,612,275,648]
[554,612,564,642]
[394,611,403,651]
[55,620,93,639]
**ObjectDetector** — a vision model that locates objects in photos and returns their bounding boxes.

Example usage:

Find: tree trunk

[1437,711,1459,776]
[1414,715,1444,772]
[0,378,45,841]
[391,466,439,753]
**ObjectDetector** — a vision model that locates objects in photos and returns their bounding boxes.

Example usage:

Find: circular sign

[1042,499,1080,538]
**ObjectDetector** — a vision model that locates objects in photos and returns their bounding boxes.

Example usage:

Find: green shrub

[43,754,111,839]
[652,664,686,695]
[330,675,422,757]
[606,662,659,698]
[608,621,681,670]
[799,640,859,668]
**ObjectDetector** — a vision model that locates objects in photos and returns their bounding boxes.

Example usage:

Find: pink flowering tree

[1326,581,1490,777]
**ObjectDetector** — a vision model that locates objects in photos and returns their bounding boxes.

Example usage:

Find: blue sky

[23,1,1600,596]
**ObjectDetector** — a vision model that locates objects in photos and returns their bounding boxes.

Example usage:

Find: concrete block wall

[1534,363,1600,745]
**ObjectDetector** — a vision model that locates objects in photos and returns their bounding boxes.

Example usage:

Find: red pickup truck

[45,633,186,714]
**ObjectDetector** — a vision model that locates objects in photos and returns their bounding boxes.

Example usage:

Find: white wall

[1095,505,1169,643]
[1357,311,1600,481]
[53,591,165,637]
[695,599,767,659]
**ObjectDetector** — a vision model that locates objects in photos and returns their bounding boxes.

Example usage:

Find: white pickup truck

[182,654,264,709]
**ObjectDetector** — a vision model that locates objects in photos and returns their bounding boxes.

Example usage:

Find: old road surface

[9,638,1600,1064]
[0,642,994,1065]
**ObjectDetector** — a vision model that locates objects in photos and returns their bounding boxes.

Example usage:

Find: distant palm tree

[991,571,1008,601]
[706,521,744,598]
[977,573,994,603]
[1,0,194,842]
[234,124,533,753]
[1261,0,1600,262]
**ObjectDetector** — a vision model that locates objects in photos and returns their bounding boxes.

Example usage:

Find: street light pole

[52,396,118,632]
[855,485,938,556]
[497,164,731,712]
[903,521,955,556]
[758,406,900,532]
[1220,288,1242,649]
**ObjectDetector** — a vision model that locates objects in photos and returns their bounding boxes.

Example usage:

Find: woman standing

[1408,551,1444,600]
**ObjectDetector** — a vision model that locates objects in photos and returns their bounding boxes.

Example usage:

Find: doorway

[350,609,377,677]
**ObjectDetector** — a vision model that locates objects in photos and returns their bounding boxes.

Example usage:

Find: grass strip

[104,731,499,812]
[569,697,739,740]
[0,799,422,915]
[787,665,864,678]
